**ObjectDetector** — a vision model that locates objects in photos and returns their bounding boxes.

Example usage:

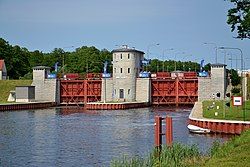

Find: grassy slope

[111,130,250,167]
[112,99,250,166]
[203,100,250,121]
[202,130,250,167]
[248,77,250,100]
[0,80,32,103]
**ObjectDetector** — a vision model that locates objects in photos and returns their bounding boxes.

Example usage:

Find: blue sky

[0,0,249,69]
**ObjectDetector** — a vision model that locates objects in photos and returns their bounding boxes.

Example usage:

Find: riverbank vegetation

[0,80,32,103]
[203,100,250,121]
[111,130,250,167]
[111,143,201,167]
[248,77,250,99]
[201,129,250,167]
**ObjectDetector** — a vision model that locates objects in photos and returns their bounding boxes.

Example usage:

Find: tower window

[120,54,122,59]
[120,68,123,73]
[128,53,130,59]
[128,68,130,73]
[114,68,116,73]
[128,89,130,95]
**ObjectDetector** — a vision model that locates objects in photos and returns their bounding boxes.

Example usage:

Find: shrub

[231,87,240,95]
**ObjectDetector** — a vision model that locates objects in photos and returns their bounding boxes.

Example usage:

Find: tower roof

[111,48,144,55]
[33,66,51,70]
[211,63,227,67]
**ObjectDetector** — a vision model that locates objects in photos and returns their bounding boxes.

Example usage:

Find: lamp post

[228,58,241,71]
[182,54,192,71]
[174,52,185,71]
[227,53,233,70]
[192,58,199,72]
[204,42,218,63]
[243,58,250,70]
[162,48,174,72]
[146,43,160,71]
[62,46,74,76]
[218,47,243,76]
[218,47,245,121]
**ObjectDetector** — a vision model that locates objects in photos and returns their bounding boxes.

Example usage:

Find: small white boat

[187,124,211,134]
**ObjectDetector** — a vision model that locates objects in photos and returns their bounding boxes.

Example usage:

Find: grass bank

[201,129,250,167]
[110,130,250,167]
[248,77,250,99]
[111,143,201,167]
[203,100,250,121]
[0,80,32,103]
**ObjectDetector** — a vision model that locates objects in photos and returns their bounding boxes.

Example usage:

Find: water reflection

[0,107,231,167]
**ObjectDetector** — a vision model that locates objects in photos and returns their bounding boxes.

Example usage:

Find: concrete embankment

[86,102,149,110]
[189,102,250,134]
[0,102,56,111]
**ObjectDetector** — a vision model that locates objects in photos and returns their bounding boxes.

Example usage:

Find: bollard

[166,117,173,146]
[154,116,162,148]
[154,116,173,148]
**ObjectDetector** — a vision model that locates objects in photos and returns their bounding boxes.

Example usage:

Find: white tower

[101,46,144,102]
[211,63,227,99]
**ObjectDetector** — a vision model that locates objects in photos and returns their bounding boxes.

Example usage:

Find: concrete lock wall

[101,78,114,102]
[198,64,227,101]
[32,67,60,104]
[32,79,60,104]
[211,65,226,99]
[136,78,151,102]
[198,77,212,101]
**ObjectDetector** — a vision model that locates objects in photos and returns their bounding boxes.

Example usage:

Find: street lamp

[228,57,241,70]
[243,58,250,70]
[193,59,198,72]
[174,52,185,71]
[204,42,218,63]
[227,53,233,70]
[218,46,245,121]
[162,48,174,72]
[218,47,243,74]
[62,46,74,76]
[182,54,192,71]
[146,43,160,71]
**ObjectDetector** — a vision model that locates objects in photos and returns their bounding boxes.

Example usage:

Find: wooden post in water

[166,116,173,146]
[155,116,173,147]
[154,116,162,148]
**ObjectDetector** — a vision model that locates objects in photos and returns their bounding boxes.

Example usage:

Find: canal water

[0,107,229,167]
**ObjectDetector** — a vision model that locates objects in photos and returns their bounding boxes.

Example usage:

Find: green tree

[204,63,211,71]
[230,69,241,86]
[43,48,64,68]
[227,0,250,39]
[10,46,30,78]
[0,38,31,79]
[29,50,44,67]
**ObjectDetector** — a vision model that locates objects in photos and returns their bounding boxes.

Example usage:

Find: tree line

[0,38,112,79]
[0,38,209,79]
